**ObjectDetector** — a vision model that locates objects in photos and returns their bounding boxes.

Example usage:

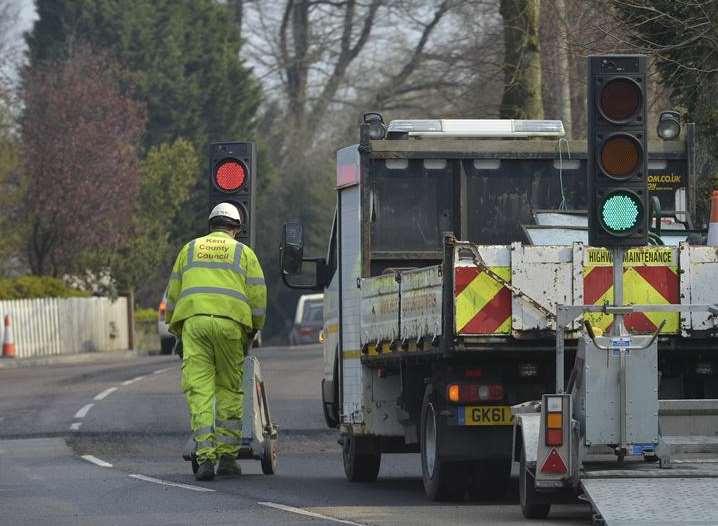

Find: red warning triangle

[541,448,567,474]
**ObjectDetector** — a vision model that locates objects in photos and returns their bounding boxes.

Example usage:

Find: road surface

[0,346,589,525]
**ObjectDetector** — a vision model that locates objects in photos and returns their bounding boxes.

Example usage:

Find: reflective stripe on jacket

[165,231,267,336]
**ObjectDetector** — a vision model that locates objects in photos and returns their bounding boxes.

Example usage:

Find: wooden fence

[0,297,129,359]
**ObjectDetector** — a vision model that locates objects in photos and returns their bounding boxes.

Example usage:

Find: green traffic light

[601,193,641,232]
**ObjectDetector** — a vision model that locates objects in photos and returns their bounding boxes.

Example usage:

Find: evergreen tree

[613,1,718,223]
[27,0,261,153]
[26,0,265,295]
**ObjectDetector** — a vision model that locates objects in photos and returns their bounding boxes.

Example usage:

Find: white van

[288,293,324,346]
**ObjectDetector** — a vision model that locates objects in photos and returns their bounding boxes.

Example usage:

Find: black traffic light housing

[209,141,256,247]
[587,55,649,247]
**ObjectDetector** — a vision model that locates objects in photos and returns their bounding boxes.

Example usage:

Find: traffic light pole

[611,246,629,456]
[612,247,625,336]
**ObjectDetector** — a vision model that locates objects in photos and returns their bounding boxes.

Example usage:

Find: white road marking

[258,502,365,525]
[94,387,118,401]
[69,422,82,431]
[121,375,145,386]
[74,403,94,419]
[152,367,172,375]
[81,455,113,468]
[128,474,215,493]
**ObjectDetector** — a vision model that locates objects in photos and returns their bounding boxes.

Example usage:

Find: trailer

[279,115,718,501]
[514,294,718,524]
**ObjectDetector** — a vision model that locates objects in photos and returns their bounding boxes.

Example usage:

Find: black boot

[195,461,215,481]
[216,455,241,476]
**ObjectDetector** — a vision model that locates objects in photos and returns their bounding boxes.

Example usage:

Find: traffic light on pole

[587,55,649,247]
[209,141,256,246]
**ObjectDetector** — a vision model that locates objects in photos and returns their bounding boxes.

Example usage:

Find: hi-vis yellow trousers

[181,315,246,464]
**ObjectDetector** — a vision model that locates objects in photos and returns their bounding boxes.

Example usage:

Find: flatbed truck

[279,115,718,501]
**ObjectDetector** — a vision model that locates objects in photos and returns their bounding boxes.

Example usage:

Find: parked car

[288,293,324,346]
[158,289,176,355]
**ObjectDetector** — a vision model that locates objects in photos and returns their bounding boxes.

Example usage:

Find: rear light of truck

[447,383,504,403]
[545,396,564,447]
[159,302,166,321]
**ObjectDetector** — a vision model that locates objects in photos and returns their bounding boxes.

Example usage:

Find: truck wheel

[519,445,551,519]
[342,435,380,482]
[322,385,338,428]
[421,388,463,501]
[321,350,340,428]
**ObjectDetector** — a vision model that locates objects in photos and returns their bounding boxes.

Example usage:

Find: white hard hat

[209,202,242,225]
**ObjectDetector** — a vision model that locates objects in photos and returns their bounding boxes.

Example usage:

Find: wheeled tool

[182,355,279,475]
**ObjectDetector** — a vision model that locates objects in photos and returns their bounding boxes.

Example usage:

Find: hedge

[135,308,158,322]
[0,276,90,300]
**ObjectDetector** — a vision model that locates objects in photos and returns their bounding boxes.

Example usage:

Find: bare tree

[245,1,472,156]
[499,0,544,119]
[553,0,572,136]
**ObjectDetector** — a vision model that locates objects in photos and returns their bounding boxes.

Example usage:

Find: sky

[13,0,35,45]
[4,0,36,80]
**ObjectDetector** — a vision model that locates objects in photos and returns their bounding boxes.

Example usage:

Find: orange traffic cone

[2,315,16,358]
[708,190,718,246]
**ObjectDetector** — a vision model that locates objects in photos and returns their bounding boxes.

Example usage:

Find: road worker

[166,202,266,481]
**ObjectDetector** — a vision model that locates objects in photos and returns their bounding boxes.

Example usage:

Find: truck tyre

[421,387,463,501]
[519,445,551,519]
[342,435,381,482]
[322,349,340,428]
[322,381,338,428]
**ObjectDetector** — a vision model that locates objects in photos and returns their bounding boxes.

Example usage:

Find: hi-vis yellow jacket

[166,231,266,336]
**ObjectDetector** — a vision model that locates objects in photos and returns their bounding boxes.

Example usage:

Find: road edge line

[74,403,94,419]
[128,474,215,493]
[94,387,118,401]
[81,454,113,468]
[258,501,365,525]
[121,376,145,386]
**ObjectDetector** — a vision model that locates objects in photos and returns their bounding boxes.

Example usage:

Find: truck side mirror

[281,222,304,275]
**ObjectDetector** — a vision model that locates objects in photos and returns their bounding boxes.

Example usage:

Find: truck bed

[359,241,718,357]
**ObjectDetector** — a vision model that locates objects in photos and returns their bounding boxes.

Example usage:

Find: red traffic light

[599,77,642,123]
[215,160,246,192]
